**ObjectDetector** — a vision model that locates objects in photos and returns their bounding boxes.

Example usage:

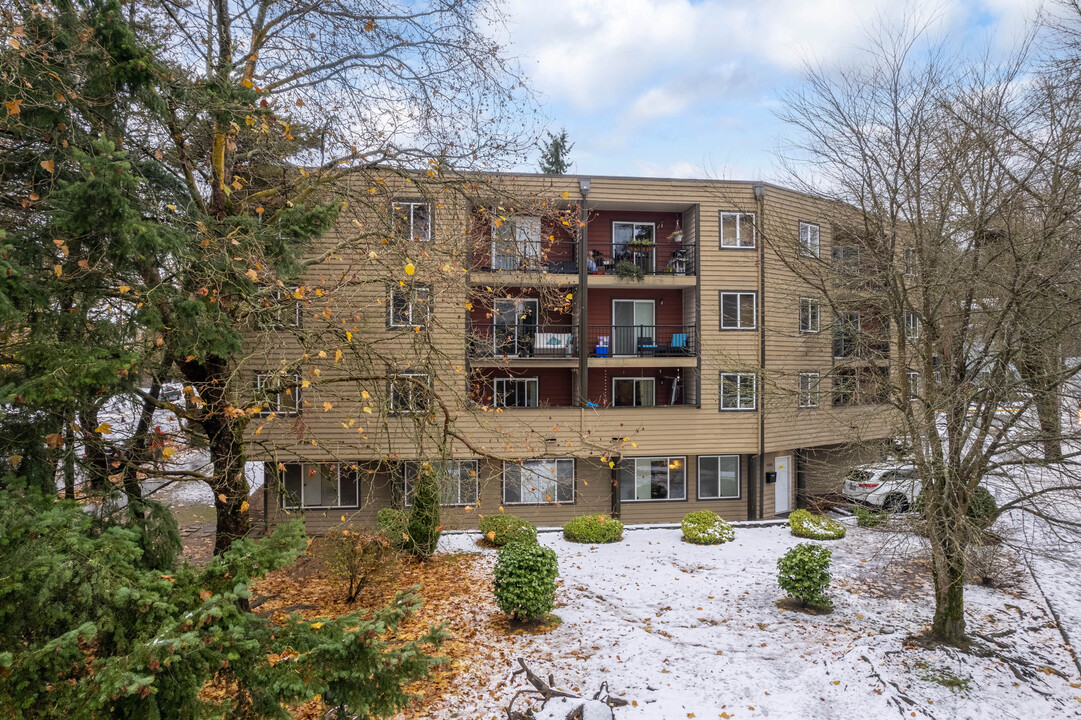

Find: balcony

[586,368,695,407]
[587,324,696,368]
[468,322,578,367]
[587,240,694,278]
[471,236,578,281]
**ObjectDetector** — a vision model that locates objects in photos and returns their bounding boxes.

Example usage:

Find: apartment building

[249,174,897,533]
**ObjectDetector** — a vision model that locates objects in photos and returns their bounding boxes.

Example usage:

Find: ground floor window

[281,464,359,509]
[494,377,538,408]
[403,460,479,506]
[698,455,740,499]
[613,377,655,407]
[503,459,574,504]
[620,457,687,501]
[719,372,756,410]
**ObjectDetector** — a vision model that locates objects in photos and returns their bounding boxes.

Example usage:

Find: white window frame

[502,458,575,505]
[720,211,756,249]
[402,460,480,507]
[612,377,656,407]
[389,372,430,414]
[697,455,741,500]
[492,214,543,270]
[720,291,757,330]
[719,372,757,411]
[493,377,539,408]
[904,247,918,276]
[620,456,687,502]
[905,312,919,340]
[393,201,432,242]
[799,297,820,334]
[798,372,820,408]
[281,463,359,510]
[388,284,431,328]
[255,372,301,416]
[267,287,301,328]
[799,221,820,258]
[907,371,920,401]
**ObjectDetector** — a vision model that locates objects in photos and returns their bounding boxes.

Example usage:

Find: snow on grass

[437,523,1080,719]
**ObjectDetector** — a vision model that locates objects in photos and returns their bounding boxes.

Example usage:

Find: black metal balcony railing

[473,238,578,274]
[587,325,695,358]
[468,323,578,359]
[587,241,695,277]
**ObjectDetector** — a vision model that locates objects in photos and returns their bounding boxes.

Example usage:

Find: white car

[842,464,921,512]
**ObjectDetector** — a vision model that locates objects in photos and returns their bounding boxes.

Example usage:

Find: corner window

[620,457,686,501]
[494,377,538,408]
[719,372,756,410]
[698,455,740,499]
[799,297,820,334]
[402,460,480,507]
[393,201,432,242]
[720,211,755,248]
[720,292,756,330]
[799,222,820,258]
[798,372,820,408]
[388,284,431,328]
[503,458,574,504]
[613,377,655,407]
[389,372,430,414]
[281,464,359,509]
[255,372,301,415]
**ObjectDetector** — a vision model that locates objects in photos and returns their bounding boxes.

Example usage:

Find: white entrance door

[775,455,792,515]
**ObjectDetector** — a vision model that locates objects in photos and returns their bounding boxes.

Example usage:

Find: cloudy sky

[498,0,1044,181]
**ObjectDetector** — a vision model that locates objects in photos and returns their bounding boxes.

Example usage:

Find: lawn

[422,521,1080,720]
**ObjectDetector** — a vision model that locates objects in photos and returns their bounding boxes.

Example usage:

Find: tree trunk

[930,537,967,644]
[1032,382,1063,462]
[207,418,251,556]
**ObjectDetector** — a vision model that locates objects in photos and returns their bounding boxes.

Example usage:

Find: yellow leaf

[345,331,353,341]
[255,206,265,215]
[465,301,473,311]
[243,78,254,89]
[166,204,177,211]
[9,455,22,467]
[245,269,258,281]
[218,494,227,503]
[323,401,333,412]
[486,531,496,541]
[94,422,112,434]
[6,38,19,50]
[404,262,415,276]
[334,349,342,363]
[118,285,131,293]
[361,391,371,399]
[5,98,23,115]
[53,264,62,277]
[317,350,327,358]
[341,515,346,522]
[240,500,250,513]
[363,407,372,414]
[161,446,175,459]
[301,379,311,388]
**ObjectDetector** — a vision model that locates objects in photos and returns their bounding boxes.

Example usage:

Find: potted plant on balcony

[668,228,684,243]
[614,259,645,280]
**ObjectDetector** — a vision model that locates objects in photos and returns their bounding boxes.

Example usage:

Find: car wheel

[883,494,909,513]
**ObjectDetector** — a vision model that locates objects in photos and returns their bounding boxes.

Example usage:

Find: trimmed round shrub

[562,514,624,543]
[376,507,409,550]
[789,509,846,540]
[853,505,886,528]
[680,510,735,545]
[479,514,538,547]
[777,542,833,609]
[493,540,559,622]
[914,485,999,529]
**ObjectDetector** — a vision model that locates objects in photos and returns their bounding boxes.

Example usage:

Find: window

[402,460,479,506]
[799,221,820,258]
[282,464,359,509]
[907,371,920,400]
[720,292,756,330]
[388,284,430,328]
[389,372,430,414]
[620,457,686,501]
[254,372,301,415]
[494,377,538,408]
[833,245,860,274]
[503,458,574,504]
[798,372,820,408]
[904,247,918,276]
[613,377,655,407]
[719,372,756,410]
[612,222,656,251]
[720,211,755,248]
[833,312,861,359]
[698,455,740,499]
[393,201,431,242]
[905,312,919,339]
[492,214,542,271]
[832,370,857,407]
[257,287,301,329]
[799,297,820,334]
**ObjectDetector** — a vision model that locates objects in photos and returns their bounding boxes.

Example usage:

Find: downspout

[754,183,767,520]
[577,178,590,408]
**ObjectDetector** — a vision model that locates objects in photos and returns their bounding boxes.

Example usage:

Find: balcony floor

[588,356,697,369]
[586,274,696,289]
[469,270,578,287]
[470,357,579,368]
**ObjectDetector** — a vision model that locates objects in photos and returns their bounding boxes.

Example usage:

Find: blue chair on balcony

[669,333,688,356]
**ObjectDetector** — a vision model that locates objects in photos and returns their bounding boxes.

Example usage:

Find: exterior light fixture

[579,177,591,196]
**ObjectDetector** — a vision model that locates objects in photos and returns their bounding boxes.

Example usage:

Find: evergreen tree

[406,463,442,559]
[539,129,574,174]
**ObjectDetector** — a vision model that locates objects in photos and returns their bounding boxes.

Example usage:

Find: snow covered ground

[437,523,1081,720]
